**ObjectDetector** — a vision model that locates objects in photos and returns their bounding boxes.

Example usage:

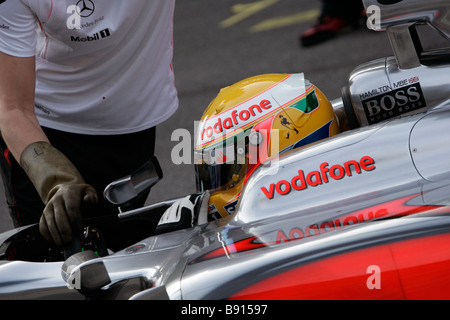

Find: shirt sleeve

[0,0,37,57]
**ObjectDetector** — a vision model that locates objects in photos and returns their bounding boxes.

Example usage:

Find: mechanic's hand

[39,184,97,247]
[155,191,210,235]
[20,141,98,246]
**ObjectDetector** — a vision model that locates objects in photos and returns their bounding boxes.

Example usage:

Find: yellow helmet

[194,73,339,219]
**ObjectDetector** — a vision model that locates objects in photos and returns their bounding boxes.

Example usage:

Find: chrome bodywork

[1,0,450,299]
[345,56,450,127]
[346,0,450,126]
[3,106,450,300]
[364,0,450,40]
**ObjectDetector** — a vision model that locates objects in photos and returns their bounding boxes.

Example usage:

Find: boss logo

[362,82,426,125]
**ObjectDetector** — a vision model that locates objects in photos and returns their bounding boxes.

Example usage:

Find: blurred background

[0,0,395,232]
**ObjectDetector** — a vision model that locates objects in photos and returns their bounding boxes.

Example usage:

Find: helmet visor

[194,145,247,193]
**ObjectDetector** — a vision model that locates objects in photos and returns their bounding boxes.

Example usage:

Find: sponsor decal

[0,0,9,30]
[35,104,51,115]
[361,77,426,125]
[70,28,111,42]
[76,0,95,18]
[67,0,105,31]
[200,99,274,142]
[274,193,442,244]
[261,155,376,200]
[276,207,389,243]
[196,77,315,150]
[224,200,238,216]
[196,193,446,262]
[209,199,238,220]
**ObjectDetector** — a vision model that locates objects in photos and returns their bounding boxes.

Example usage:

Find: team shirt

[0,0,178,135]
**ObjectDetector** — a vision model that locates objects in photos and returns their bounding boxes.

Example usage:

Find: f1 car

[1,0,450,300]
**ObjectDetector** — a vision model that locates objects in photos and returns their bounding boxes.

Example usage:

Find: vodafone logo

[196,98,279,148]
[200,100,272,141]
[261,156,376,200]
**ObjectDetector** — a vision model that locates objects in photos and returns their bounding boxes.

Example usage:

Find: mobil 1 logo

[361,80,426,125]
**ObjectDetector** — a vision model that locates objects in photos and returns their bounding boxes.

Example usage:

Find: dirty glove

[20,141,97,247]
[155,191,210,235]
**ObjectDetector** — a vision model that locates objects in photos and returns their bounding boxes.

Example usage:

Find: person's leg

[42,127,158,251]
[321,0,363,20]
[42,127,156,216]
[300,0,365,47]
[0,138,43,227]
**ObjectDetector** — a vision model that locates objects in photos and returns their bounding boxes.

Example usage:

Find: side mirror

[103,156,163,210]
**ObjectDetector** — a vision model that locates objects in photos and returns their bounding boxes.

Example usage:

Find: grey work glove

[20,141,97,247]
[155,191,210,235]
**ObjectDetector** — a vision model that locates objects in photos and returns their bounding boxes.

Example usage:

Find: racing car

[0,0,450,300]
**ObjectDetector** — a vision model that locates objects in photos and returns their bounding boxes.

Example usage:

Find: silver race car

[1,0,450,300]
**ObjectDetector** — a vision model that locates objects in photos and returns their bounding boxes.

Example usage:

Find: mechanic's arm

[0,52,97,246]
[0,53,47,155]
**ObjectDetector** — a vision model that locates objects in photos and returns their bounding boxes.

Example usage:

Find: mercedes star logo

[76,0,95,18]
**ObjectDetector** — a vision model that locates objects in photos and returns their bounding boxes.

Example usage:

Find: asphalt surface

[0,0,394,233]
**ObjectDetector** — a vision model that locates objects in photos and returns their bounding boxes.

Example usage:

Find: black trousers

[321,0,364,20]
[0,126,157,250]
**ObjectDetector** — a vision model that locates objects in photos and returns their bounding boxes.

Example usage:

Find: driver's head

[194,73,340,219]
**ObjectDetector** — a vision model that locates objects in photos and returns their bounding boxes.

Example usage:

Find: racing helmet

[194,73,339,219]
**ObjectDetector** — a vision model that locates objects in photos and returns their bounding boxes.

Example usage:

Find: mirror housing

[103,156,163,209]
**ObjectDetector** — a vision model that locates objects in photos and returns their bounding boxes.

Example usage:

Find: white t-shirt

[0,0,178,135]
